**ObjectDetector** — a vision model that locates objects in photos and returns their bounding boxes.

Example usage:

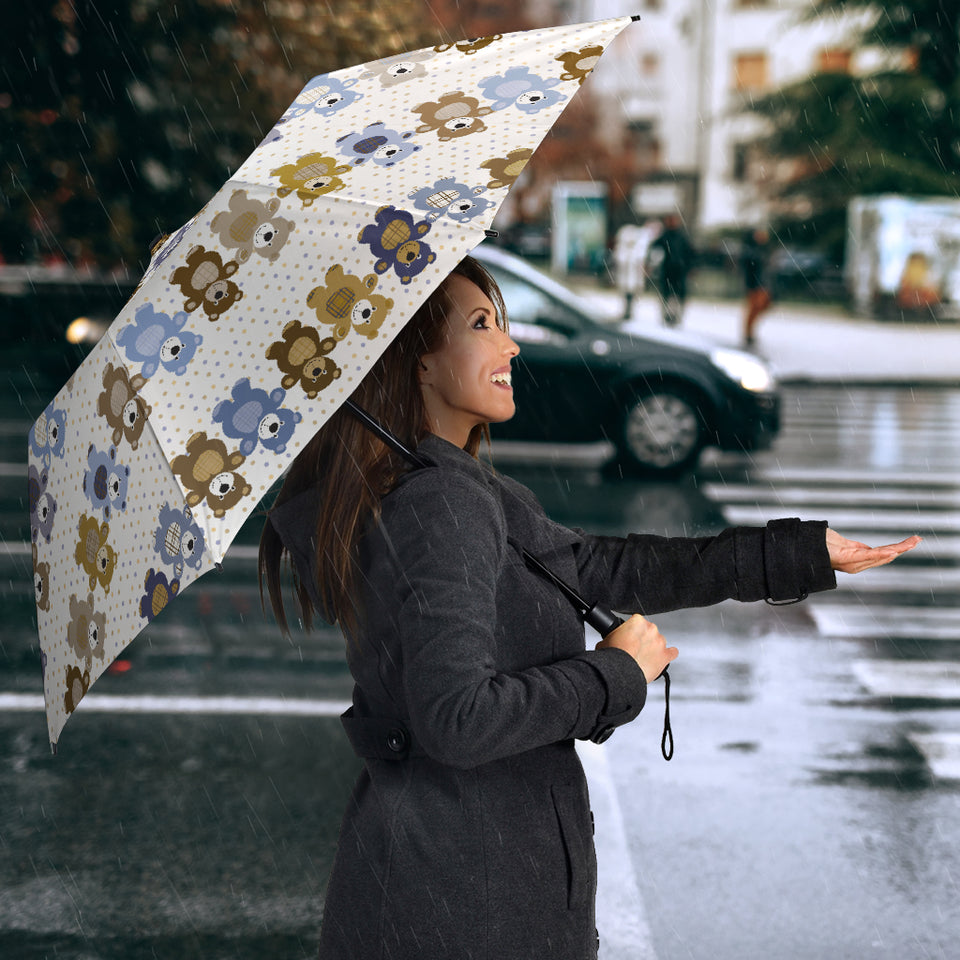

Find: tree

[745,0,960,256]
[0,1,447,269]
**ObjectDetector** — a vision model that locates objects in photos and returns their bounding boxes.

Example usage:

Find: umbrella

[28,14,639,750]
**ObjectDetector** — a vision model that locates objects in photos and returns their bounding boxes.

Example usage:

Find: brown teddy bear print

[556,45,604,85]
[480,148,534,190]
[170,432,252,519]
[270,152,353,207]
[434,35,502,55]
[359,49,437,87]
[170,245,243,320]
[97,363,151,450]
[306,265,393,341]
[75,513,116,594]
[266,320,342,399]
[412,92,493,141]
[33,543,50,612]
[211,189,295,263]
[66,592,107,668]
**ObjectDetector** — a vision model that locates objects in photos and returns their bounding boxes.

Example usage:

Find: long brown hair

[258,255,507,638]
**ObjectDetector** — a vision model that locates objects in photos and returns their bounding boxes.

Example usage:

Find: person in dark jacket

[648,213,695,327]
[260,256,919,960]
[741,226,772,347]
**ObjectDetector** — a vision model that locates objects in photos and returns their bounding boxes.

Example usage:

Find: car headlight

[710,348,776,392]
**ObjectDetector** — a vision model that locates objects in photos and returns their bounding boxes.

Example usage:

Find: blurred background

[2,2,959,959]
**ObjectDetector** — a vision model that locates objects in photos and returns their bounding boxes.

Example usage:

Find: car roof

[473,241,717,358]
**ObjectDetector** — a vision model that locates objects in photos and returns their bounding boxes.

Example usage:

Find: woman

[260,256,918,959]
[741,226,772,347]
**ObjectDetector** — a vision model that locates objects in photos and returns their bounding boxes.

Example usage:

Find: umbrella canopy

[28,15,636,749]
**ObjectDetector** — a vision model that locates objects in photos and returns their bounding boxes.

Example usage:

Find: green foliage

[747,0,960,255]
[0,0,447,269]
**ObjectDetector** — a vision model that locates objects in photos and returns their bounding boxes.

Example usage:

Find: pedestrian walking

[613,223,655,320]
[741,226,773,347]
[259,256,919,960]
[649,213,695,327]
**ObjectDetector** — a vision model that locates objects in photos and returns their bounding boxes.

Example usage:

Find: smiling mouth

[490,371,512,388]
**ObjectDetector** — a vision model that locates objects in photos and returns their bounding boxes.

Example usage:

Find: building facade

[578,0,868,235]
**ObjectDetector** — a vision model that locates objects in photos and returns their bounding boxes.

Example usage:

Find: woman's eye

[473,317,490,329]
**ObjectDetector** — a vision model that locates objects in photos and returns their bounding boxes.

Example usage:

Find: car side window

[488,268,581,345]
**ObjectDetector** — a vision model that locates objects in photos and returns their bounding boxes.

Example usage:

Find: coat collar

[413,434,583,557]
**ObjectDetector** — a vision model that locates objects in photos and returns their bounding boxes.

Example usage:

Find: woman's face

[418,273,520,447]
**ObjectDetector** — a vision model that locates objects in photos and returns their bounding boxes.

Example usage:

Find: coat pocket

[551,783,596,910]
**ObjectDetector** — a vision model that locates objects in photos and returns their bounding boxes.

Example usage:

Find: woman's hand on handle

[826,529,921,574]
[596,613,678,683]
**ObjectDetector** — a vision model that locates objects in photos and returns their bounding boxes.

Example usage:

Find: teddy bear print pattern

[27,16,630,745]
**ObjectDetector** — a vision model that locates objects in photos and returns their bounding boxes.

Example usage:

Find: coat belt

[341,706,427,760]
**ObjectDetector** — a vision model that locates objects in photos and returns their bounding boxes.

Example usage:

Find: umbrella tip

[631,14,641,21]
[485,229,499,239]
[50,740,58,756]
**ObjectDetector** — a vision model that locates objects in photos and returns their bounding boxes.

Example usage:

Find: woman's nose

[502,331,520,356]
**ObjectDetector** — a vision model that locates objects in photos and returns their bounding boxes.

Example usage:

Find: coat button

[386,727,408,753]
[591,725,615,744]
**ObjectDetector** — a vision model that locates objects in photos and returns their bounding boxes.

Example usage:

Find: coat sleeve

[572,518,836,616]
[380,471,647,769]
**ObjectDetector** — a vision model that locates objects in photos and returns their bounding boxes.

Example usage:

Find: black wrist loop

[661,667,673,761]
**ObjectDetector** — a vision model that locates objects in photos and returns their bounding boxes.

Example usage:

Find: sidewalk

[568,283,960,385]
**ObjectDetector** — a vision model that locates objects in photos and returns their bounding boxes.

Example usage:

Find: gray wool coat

[271,433,836,960]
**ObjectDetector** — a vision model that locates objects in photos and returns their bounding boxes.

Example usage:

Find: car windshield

[481,263,590,341]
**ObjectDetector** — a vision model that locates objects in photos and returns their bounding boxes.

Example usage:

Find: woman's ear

[417,354,434,387]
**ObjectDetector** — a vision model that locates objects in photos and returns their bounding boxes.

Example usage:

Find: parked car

[473,243,780,475]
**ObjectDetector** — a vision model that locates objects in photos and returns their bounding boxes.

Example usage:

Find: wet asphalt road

[2,365,959,959]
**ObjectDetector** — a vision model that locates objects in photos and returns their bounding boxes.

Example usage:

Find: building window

[641,52,660,77]
[733,52,768,92]
[643,0,661,9]
[817,47,852,74]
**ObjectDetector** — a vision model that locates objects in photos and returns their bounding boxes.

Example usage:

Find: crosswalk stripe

[719,504,960,532]
[809,604,960,640]
[746,467,959,487]
[0,692,352,717]
[702,483,959,508]
[851,659,960,700]
[830,567,960,593]
[907,733,960,781]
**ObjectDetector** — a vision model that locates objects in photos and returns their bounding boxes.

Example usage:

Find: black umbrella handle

[584,601,673,761]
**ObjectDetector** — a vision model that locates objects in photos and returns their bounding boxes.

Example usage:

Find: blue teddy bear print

[116,304,202,378]
[408,177,495,224]
[478,66,566,114]
[29,401,67,468]
[285,74,362,119]
[83,444,130,519]
[212,378,302,456]
[153,503,206,576]
[337,122,421,168]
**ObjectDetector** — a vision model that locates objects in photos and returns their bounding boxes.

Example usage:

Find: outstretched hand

[826,528,921,574]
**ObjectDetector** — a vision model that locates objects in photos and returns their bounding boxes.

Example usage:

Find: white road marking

[0,692,351,716]
[851,660,960,701]
[701,483,960,508]
[719,504,960,531]
[578,739,658,960]
[810,603,960,641]
[908,732,960,781]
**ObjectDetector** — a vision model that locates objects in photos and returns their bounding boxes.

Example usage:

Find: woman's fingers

[826,529,922,574]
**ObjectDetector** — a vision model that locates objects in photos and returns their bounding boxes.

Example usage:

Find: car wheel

[617,387,705,475]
